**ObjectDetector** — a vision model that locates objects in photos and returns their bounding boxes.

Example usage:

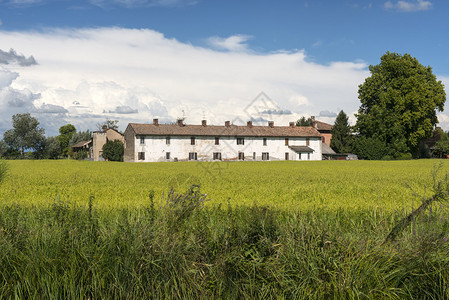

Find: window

[189,152,197,160]
[307,153,310,160]
[263,138,267,146]
[306,138,310,146]
[285,153,289,160]
[215,137,220,145]
[253,152,256,160]
[262,152,269,161]
[298,153,302,160]
[237,137,244,145]
[166,152,170,160]
[191,137,195,145]
[138,152,145,160]
[140,137,145,145]
[213,152,222,160]
[238,152,245,160]
[285,138,289,146]
[166,136,170,145]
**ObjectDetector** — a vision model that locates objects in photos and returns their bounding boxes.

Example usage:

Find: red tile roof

[127,123,322,138]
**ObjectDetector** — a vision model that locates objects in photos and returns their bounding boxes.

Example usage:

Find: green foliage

[45,136,62,159]
[58,124,76,157]
[69,130,92,147]
[434,130,449,158]
[3,113,45,158]
[356,52,446,157]
[75,150,88,160]
[330,110,353,153]
[354,136,389,160]
[295,116,312,127]
[101,140,124,162]
[0,140,7,158]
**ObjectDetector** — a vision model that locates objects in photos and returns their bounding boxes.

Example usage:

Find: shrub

[101,140,124,162]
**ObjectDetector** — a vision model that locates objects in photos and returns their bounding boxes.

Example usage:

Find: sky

[0,0,448,136]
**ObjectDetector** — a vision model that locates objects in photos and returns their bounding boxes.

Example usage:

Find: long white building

[124,119,324,162]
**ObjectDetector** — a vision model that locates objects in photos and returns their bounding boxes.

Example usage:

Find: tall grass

[0,185,448,298]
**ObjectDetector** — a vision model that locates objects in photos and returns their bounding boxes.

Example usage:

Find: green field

[1,159,449,298]
[2,159,448,211]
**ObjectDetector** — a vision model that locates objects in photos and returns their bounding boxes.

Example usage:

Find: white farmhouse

[124,119,323,162]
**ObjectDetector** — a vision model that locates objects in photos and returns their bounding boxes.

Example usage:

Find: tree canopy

[58,124,76,157]
[330,110,353,153]
[355,52,446,157]
[3,113,45,158]
[296,117,312,127]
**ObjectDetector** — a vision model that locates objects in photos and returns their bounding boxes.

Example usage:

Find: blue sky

[0,0,448,136]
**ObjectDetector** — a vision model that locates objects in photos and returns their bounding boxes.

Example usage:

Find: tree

[433,130,449,158]
[3,113,45,158]
[69,130,92,146]
[96,119,119,131]
[356,52,446,157]
[58,124,76,157]
[45,136,62,159]
[102,140,124,162]
[296,116,312,127]
[330,110,353,153]
[0,140,7,158]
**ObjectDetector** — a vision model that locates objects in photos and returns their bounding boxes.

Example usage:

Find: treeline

[0,113,92,159]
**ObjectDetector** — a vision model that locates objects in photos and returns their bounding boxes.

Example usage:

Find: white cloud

[384,0,432,12]
[207,35,252,52]
[0,27,374,136]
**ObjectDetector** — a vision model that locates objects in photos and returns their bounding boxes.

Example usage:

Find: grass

[0,159,448,298]
[1,159,448,211]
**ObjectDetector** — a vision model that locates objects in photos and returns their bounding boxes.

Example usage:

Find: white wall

[133,135,322,162]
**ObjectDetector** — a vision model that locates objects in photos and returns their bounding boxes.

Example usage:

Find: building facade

[124,119,323,162]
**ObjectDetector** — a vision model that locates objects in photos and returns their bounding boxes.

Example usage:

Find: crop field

[1,159,448,211]
[1,159,449,298]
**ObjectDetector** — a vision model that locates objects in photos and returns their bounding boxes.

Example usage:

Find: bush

[101,140,124,162]
[75,150,88,160]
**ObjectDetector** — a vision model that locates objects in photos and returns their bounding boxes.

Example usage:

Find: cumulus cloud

[0,49,37,66]
[207,35,252,52]
[384,0,432,12]
[106,105,138,114]
[319,110,337,118]
[0,27,374,136]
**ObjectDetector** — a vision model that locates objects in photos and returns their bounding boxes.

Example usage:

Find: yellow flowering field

[1,159,448,211]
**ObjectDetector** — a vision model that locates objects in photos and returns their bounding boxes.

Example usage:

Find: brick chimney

[153,118,159,126]
[268,121,274,128]
[102,125,107,131]
[225,121,230,127]
[177,119,183,126]
[247,121,253,128]
[202,120,207,126]
[289,122,295,128]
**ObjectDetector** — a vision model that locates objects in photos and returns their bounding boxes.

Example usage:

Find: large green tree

[58,124,76,157]
[3,113,45,158]
[330,110,353,153]
[356,52,446,157]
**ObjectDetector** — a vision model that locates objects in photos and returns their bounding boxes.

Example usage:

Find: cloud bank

[384,0,432,12]
[0,27,390,136]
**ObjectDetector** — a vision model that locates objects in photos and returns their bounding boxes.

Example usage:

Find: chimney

[202,120,207,126]
[102,125,107,132]
[247,121,253,128]
[268,121,274,128]
[289,122,295,128]
[311,116,315,121]
[225,121,230,127]
[153,118,159,126]
[177,119,183,126]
